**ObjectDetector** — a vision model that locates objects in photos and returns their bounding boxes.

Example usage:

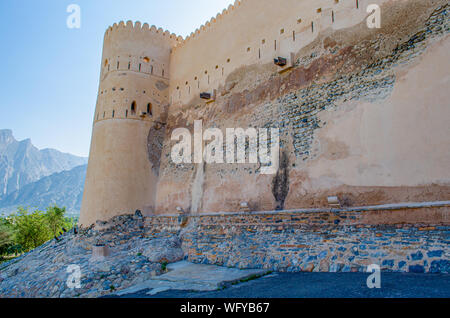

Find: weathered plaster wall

[156,0,450,215]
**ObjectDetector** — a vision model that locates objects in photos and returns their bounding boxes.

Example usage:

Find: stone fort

[79,0,450,273]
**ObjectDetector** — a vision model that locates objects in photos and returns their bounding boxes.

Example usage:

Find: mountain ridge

[0,129,87,200]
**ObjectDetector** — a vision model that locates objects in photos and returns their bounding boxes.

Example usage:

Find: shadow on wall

[272,151,290,210]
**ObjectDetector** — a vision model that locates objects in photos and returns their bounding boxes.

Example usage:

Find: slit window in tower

[332,11,335,23]
[311,21,314,33]
[112,110,115,118]
[162,69,165,77]
[128,62,130,70]
[293,31,296,41]
[356,0,359,9]
[151,65,153,74]
[147,103,152,116]
[139,64,141,72]
[131,101,136,114]
[126,109,128,118]
[117,62,119,69]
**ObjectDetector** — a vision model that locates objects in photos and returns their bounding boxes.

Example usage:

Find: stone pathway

[114,261,269,296]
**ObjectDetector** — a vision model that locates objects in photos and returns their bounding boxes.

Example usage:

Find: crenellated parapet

[104,20,183,45]
[169,0,389,106]
[100,20,181,83]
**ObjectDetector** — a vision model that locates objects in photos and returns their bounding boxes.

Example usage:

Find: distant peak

[0,129,16,145]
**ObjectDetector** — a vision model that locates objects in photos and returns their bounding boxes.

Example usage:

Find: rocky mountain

[0,164,87,216]
[0,129,87,200]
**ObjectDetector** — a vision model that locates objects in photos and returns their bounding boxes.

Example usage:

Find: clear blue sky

[0,0,234,157]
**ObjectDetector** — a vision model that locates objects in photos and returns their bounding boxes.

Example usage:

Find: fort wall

[169,0,387,108]
[155,0,450,215]
[81,0,450,228]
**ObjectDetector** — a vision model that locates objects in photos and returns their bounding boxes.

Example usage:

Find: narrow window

[131,101,136,114]
[311,22,314,33]
[108,64,110,71]
[128,62,130,70]
[356,0,359,9]
[258,48,261,59]
[332,11,335,23]
[274,40,277,51]
[117,62,119,69]
[151,65,153,74]
[208,75,210,84]
[147,103,152,116]
[162,69,165,77]
[293,31,296,41]
[139,63,141,72]
[103,112,105,118]
[112,110,115,118]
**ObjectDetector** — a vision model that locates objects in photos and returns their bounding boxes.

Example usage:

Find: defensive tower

[80,21,180,226]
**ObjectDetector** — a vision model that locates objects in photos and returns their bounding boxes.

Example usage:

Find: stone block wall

[141,203,450,273]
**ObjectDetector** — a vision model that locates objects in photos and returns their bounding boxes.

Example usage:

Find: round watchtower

[80,21,180,226]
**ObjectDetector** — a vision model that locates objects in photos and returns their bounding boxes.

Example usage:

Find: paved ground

[114,272,450,298]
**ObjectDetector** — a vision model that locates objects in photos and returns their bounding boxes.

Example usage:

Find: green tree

[45,206,66,237]
[0,218,14,256]
[11,207,51,251]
